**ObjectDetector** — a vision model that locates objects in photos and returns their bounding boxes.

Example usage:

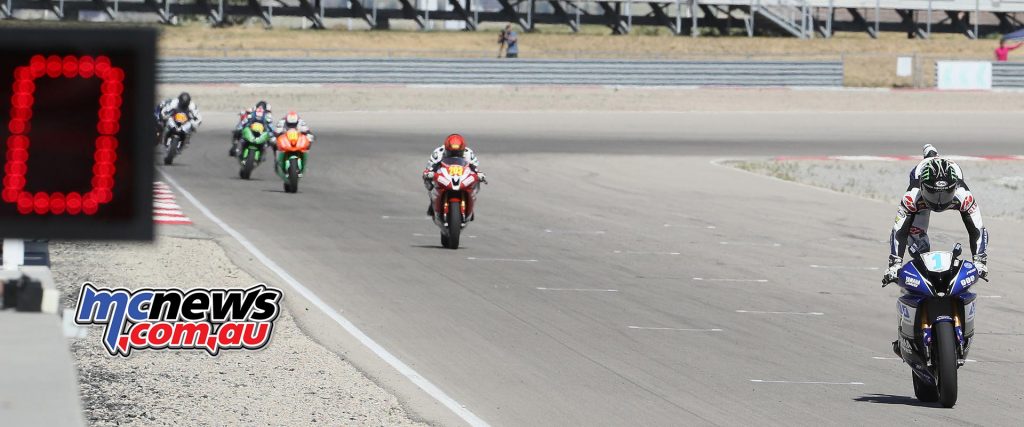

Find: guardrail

[992,62,1024,88]
[158,58,844,87]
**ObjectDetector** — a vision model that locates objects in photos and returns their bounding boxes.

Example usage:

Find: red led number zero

[4,54,123,215]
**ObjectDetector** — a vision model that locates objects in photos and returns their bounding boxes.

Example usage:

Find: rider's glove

[973,254,989,280]
[882,255,902,287]
[422,171,434,190]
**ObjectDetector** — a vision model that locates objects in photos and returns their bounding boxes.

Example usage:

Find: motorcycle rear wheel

[935,322,959,408]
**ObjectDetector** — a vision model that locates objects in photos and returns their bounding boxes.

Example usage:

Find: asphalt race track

[161,110,1024,426]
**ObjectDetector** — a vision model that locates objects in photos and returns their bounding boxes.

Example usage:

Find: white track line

[663,223,716,229]
[613,250,681,255]
[874,356,978,363]
[977,295,1003,299]
[719,241,782,247]
[536,287,618,292]
[628,326,723,332]
[736,310,824,316]
[381,215,430,220]
[810,265,880,271]
[543,229,606,235]
[693,278,768,283]
[750,380,864,385]
[466,257,538,262]
[160,172,489,427]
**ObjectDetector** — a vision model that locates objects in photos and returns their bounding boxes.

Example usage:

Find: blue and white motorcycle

[894,243,983,408]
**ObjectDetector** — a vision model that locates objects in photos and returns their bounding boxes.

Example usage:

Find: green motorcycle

[274,129,311,193]
[238,121,271,180]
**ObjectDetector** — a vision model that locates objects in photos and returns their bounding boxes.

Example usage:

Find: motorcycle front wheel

[446,200,462,249]
[286,160,299,193]
[240,150,256,180]
[163,138,178,165]
[935,321,959,408]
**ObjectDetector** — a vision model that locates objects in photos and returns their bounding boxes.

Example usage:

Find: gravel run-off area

[726,159,1024,221]
[51,232,426,427]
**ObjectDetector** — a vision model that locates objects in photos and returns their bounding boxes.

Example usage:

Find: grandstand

[3,0,1023,38]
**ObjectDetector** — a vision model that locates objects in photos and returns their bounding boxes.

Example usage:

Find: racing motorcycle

[238,122,271,180]
[274,129,311,193]
[161,110,193,165]
[429,157,481,249]
[893,243,983,408]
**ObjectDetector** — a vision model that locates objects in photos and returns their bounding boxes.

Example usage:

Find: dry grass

[1,20,1008,86]
[156,23,1005,87]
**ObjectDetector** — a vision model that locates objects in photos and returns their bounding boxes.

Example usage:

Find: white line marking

[153,209,185,215]
[663,223,716,229]
[720,241,782,247]
[412,233,426,237]
[693,278,768,283]
[977,295,1003,299]
[735,310,824,316]
[810,265,880,271]
[154,202,180,209]
[153,215,192,222]
[628,326,723,332]
[750,380,864,385]
[536,287,618,292]
[873,356,978,363]
[381,215,430,220]
[613,250,681,255]
[466,257,538,262]
[543,229,606,235]
[159,172,489,427]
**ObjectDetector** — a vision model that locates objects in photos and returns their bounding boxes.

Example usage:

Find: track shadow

[409,244,463,250]
[853,394,935,407]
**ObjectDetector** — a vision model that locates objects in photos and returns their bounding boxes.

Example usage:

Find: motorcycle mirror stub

[0,27,155,240]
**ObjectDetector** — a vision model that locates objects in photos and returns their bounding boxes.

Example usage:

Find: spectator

[498,24,519,59]
[995,39,1023,62]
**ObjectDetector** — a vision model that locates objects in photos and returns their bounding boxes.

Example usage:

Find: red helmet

[444,134,466,155]
[285,111,299,127]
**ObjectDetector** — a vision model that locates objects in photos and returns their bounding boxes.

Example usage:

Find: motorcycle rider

[230,101,273,157]
[902,144,941,252]
[422,134,485,217]
[884,155,988,357]
[157,92,202,145]
[273,111,315,173]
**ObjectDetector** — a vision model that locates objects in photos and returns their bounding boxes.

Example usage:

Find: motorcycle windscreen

[440,157,469,166]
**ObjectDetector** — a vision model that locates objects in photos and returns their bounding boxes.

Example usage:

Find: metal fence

[992,63,1024,88]
[158,58,844,86]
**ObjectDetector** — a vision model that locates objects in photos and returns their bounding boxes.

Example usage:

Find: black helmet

[178,92,191,107]
[919,158,960,210]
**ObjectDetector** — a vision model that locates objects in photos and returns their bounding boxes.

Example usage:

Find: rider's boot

[892,340,901,357]
[426,204,434,217]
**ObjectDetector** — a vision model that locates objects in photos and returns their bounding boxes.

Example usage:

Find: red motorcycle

[430,157,481,249]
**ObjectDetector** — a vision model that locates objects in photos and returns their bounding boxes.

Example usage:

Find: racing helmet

[285,111,299,128]
[254,101,268,120]
[919,158,960,211]
[444,134,466,157]
[922,144,939,159]
[178,92,191,107]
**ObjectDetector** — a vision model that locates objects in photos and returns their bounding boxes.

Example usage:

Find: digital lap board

[0,27,155,240]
